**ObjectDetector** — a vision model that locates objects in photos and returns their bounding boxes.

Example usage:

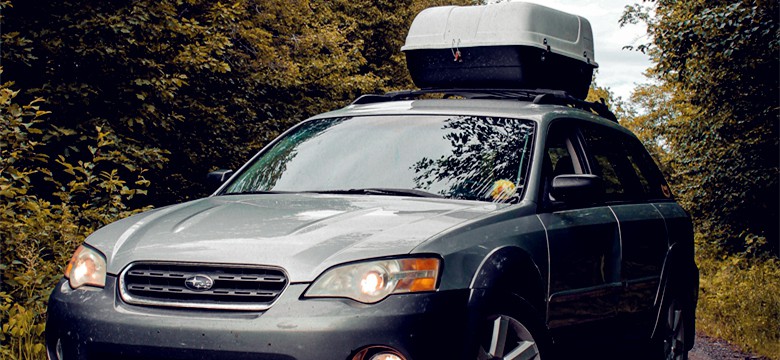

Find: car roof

[309,97,628,135]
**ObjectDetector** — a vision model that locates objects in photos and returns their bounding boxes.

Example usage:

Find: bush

[695,234,780,359]
[0,76,151,359]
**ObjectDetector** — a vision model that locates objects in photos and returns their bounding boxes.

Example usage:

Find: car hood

[87,194,506,282]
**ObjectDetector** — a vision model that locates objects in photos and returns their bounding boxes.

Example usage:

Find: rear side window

[624,139,671,200]
[580,124,671,203]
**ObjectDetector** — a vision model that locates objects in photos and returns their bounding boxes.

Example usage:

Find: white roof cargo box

[402,2,598,99]
[402,2,597,66]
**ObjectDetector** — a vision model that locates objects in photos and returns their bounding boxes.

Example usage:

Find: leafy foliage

[1,0,473,205]
[0,0,366,204]
[585,79,633,122]
[695,237,780,359]
[619,0,780,356]
[0,76,152,359]
[621,0,779,255]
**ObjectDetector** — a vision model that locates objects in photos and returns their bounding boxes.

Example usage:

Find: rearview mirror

[207,169,234,189]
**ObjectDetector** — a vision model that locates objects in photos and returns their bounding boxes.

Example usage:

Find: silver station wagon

[46,3,698,360]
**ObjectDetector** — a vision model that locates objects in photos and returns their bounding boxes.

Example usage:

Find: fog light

[351,346,407,360]
[369,353,403,360]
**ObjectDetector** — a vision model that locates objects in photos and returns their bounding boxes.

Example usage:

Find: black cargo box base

[405,45,594,99]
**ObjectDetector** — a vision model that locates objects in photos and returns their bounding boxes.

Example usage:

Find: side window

[544,125,583,177]
[593,152,626,199]
[580,125,649,203]
[547,143,575,178]
[624,138,672,200]
[541,122,585,205]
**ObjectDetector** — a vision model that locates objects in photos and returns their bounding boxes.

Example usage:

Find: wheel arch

[465,287,552,360]
[469,245,547,316]
[652,242,699,350]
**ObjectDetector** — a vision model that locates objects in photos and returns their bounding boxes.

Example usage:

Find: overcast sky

[502,0,654,100]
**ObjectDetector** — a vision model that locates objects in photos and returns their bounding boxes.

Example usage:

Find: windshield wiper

[222,188,444,198]
[308,188,444,198]
[221,190,295,195]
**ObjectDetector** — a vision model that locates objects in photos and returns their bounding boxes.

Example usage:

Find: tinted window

[224,115,535,203]
[624,138,672,200]
[543,124,583,178]
[541,123,588,206]
[580,124,671,202]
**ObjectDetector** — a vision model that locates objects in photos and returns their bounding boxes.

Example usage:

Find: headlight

[64,245,107,289]
[304,257,440,304]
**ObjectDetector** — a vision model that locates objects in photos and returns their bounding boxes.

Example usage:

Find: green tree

[1,0,379,205]
[586,79,633,122]
[621,0,779,255]
[1,0,473,206]
[331,0,475,91]
[0,72,152,359]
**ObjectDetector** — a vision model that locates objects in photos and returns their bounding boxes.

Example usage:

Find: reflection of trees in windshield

[225,118,347,192]
[412,116,534,202]
[224,115,534,202]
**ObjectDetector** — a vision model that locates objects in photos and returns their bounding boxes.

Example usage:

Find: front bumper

[46,276,472,360]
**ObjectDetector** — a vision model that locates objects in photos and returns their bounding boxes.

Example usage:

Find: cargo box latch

[451,39,463,62]
[542,38,552,62]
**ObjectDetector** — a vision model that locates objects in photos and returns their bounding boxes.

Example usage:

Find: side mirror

[207,169,234,189]
[550,174,603,204]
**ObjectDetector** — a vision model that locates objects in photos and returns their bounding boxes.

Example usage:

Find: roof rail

[351,88,618,122]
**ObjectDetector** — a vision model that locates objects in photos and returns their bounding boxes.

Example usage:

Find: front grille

[119,263,288,311]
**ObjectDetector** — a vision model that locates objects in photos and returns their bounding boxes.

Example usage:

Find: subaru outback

[46,88,698,360]
[46,3,698,360]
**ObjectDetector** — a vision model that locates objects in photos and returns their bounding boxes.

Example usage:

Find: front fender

[469,246,546,315]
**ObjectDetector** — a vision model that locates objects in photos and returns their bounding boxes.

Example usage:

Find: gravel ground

[689,333,769,360]
[553,332,768,359]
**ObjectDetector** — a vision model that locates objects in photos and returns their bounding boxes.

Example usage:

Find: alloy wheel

[478,314,540,360]
[663,300,686,360]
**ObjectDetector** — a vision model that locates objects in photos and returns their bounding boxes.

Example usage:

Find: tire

[655,298,688,360]
[476,312,547,360]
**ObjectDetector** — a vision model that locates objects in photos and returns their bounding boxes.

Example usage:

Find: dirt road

[689,333,769,360]
[555,332,769,359]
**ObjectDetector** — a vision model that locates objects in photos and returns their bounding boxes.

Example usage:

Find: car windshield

[222,115,535,203]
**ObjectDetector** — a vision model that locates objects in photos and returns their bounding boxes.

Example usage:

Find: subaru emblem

[184,275,214,291]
